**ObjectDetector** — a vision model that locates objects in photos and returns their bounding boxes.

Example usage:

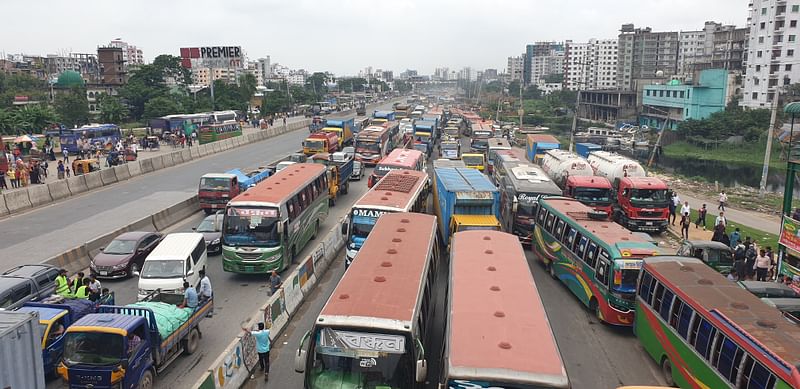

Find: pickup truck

[18,296,114,378]
[0,264,59,310]
[310,152,353,206]
[58,290,212,389]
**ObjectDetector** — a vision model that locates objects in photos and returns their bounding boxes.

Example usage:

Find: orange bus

[343,169,430,268]
[442,230,570,389]
[367,148,425,188]
[354,126,392,165]
[221,163,329,273]
[295,213,440,389]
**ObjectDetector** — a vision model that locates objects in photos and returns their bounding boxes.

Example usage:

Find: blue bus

[58,124,122,153]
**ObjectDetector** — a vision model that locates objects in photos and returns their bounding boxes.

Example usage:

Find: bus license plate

[246,266,254,272]
[99,271,108,276]
[646,221,653,226]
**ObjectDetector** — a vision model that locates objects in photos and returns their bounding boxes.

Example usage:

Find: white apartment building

[530,50,564,85]
[191,68,240,86]
[507,55,524,82]
[743,0,800,107]
[564,39,618,90]
[287,72,306,85]
[678,22,727,76]
[108,39,143,66]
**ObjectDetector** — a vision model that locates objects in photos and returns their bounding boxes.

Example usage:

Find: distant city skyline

[1,0,745,75]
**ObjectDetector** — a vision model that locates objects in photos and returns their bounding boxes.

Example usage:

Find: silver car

[350,160,364,181]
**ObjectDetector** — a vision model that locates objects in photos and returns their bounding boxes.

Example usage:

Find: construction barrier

[127,160,142,177]
[139,158,154,173]
[47,180,71,201]
[113,165,130,181]
[27,184,53,207]
[98,168,117,186]
[282,270,304,316]
[4,188,32,213]
[65,175,88,195]
[151,196,200,230]
[84,172,103,190]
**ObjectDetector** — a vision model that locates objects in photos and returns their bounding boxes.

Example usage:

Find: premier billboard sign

[180,46,243,69]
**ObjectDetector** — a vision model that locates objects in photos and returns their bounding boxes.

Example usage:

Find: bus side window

[711,335,745,384]
[691,318,717,360]
[576,237,588,259]
[595,259,609,287]
[554,220,565,241]
[566,229,577,249]
[545,214,555,233]
[675,302,694,340]
[658,289,674,321]
[739,356,777,389]
[572,232,583,253]
[651,282,665,312]
[536,208,548,226]
[561,225,573,246]
[584,241,598,267]
[638,271,654,303]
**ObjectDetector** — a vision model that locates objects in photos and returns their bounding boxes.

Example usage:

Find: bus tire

[312,220,319,240]
[138,370,154,389]
[590,298,602,322]
[661,357,675,386]
[548,263,557,279]
[184,328,200,355]
[291,247,297,264]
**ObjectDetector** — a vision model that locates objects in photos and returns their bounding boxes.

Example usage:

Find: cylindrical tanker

[586,150,646,183]
[540,149,594,188]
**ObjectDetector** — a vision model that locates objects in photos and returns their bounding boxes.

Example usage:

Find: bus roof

[488,138,511,148]
[354,170,428,212]
[541,197,658,256]
[433,159,466,169]
[228,163,325,206]
[448,231,569,387]
[644,256,800,382]
[377,148,424,169]
[501,160,561,196]
[318,213,437,330]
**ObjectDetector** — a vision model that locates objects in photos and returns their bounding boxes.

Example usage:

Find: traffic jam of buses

[2,94,798,389]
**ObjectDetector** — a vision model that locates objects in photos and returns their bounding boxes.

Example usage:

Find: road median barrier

[27,184,53,207]
[181,148,193,162]
[47,180,70,201]
[190,146,201,159]
[212,142,222,154]
[84,171,103,190]
[4,188,32,213]
[113,164,131,181]
[139,158,154,173]
[99,168,117,186]
[127,160,142,177]
[65,175,88,195]
[0,194,9,216]
[151,155,165,170]
[151,196,200,230]
[161,153,175,168]
[44,244,90,273]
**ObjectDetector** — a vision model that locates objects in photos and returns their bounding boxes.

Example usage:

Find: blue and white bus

[58,124,121,153]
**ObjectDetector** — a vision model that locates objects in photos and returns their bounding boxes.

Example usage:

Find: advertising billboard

[180,46,243,69]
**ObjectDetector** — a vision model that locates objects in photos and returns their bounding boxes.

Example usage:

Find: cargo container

[322,118,355,147]
[0,310,45,389]
[432,167,501,245]
[575,142,602,159]
[526,134,560,163]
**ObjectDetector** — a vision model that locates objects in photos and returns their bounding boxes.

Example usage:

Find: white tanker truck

[540,149,594,188]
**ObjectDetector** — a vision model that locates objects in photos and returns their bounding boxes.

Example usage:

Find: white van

[136,232,207,300]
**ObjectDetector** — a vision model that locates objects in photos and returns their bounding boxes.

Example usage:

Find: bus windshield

[471,138,488,149]
[573,187,612,203]
[356,141,381,154]
[613,268,640,294]
[462,155,484,166]
[351,214,378,240]
[309,328,411,389]
[200,177,231,191]
[223,207,281,248]
[629,189,668,207]
[305,140,325,150]
[63,332,124,366]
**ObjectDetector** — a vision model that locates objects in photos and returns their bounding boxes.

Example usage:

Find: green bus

[636,256,800,388]
[221,163,329,273]
[532,196,660,326]
[199,120,242,144]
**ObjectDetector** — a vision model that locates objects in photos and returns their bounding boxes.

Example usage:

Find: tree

[119,54,191,120]
[394,80,413,93]
[152,55,192,86]
[97,94,129,123]
[306,72,329,99]
[54,87,89,128]
[143,96,182,119]
[261,91,292,116]
[522,85,542,100]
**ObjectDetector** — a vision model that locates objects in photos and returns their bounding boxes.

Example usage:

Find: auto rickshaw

[146,136,160,150]
[72,159,101,175]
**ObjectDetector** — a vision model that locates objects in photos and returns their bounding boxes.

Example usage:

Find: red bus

[367,148,425,188]
[295,213,440,389]
[354,126,392,165]
[443,230,570,388]
[343,169,430,267]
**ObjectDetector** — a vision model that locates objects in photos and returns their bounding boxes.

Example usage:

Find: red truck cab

[198,173,239,213]
[563,175,614,216]
[303,131,339,155]
[613,177,670,232]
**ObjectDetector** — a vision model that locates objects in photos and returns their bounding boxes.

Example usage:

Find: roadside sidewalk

[675,192,781,235]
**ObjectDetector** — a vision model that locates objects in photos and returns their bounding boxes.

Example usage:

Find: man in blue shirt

[181,281,198,309]
[243,322,271,381]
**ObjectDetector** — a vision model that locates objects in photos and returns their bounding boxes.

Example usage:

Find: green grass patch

[683,208,779,248]
[663,140,786,170]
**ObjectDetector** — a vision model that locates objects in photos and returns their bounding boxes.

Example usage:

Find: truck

[563,175,614,216]
[394,103,411,119]
[432,167,502,246]
[198,168,270,213]
[303,131,339,155]
[321,118,355,148]
[0,310,45,389]
[440,139,460,159]
[18,298,112,378]
[372,110,396,122]
[525,134,560,163]
[310,152,353,206]
[355,101,366,116]
[587,151,670,232]
[539,149,594,188]
[575,142,602,158]
[414,120,437,157]
[57,291,212,389]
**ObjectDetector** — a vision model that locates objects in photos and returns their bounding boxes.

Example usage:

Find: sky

[1,0,747,76]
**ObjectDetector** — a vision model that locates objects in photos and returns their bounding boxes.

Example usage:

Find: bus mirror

[277,221,285,235]
[341,221,348,236]
[294,350,307,373]
[415,359,427,382]
[512,196,518,213]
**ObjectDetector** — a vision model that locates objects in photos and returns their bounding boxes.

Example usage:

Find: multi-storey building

[97,46,127,86]
[523,42,565,85]
[742,0,800,108]
[617,24,680,90]
[564,39,618,91]
[711,26,748,71]
[506,55,524,82]
[108,39,144,67]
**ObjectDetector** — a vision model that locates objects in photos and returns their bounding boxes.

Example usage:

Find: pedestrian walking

[680,201,691,219]
[680,214,691,240]
[714,212,727,230]
[57,160,65,179]
[0,169,6,190]
[718,191,728,211]
[711,222,725,243]
[729,227,741,249]
[269,270,282,295]
[282,116,287,126]
[7,168,16,189]
[695,204,707,229]
[243,323,271,381]
[668,195,677,226]
[754,249,771,281]
[62,148,69,163]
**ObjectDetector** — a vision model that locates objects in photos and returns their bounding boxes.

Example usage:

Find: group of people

[179,269,213,311]
[54,269,112,302]
[670,192,727,241]
[731,238,776,282]
[0,158,48,191]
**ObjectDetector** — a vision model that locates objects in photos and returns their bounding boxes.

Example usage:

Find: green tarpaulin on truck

[127,302,193,339]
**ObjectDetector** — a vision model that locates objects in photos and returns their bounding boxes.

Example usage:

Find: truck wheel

[548,263,557,279]
[184,328,200,355]
[342,181,349,195]
[138,370,154,389]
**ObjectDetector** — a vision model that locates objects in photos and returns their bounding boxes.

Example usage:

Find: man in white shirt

[680,201,691,218]
[718,191,728,211]
[198,269,213,316]
[715,212,727,229]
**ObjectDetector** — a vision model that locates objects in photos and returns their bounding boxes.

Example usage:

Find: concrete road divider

[161,153,175,168]
[212,142,222,153]
[65,175,88,195]
[282,269,304,316]
[139,158,154,173]
[264,292,289,342]
[190,146,201,159]
[84,172,103,190]
[151,155,164,170]
[127,160,142,177]
[0,194,8,216]
[113,165,130,181]
[47,180,70,201]
[99,168,117,186]
[4,188,33,213]
[199,144,211,155]
[44,244,90,273]
[298,256,318,296]
[126,213,157,232]
[172,150,184,164]
[181,148,192,162]
[28,184,53,207]
[151,196,199,230]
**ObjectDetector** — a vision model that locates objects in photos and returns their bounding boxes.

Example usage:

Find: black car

[194,212,223,254]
